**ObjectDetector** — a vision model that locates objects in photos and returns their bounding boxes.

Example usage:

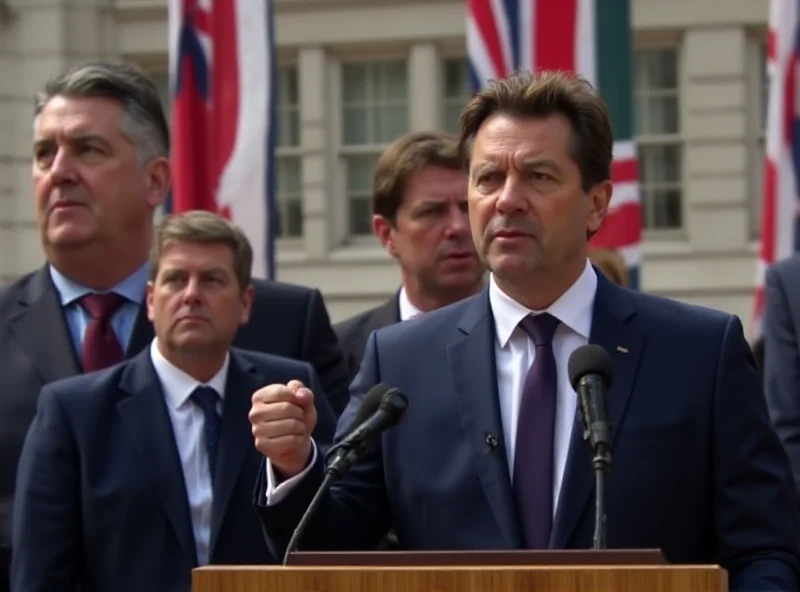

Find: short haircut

[372,130,462,223]
[35,60,170,166]
[150,211,253,291]
[458,70,613,192]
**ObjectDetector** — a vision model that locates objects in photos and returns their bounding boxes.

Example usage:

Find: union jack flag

[467,0,642,288]
[167,0,277,279]
[753,0,800,338]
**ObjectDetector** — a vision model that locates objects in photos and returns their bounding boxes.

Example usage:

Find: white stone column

[682,27,749,252]
[297,46,332,260]
[409,43,442,131]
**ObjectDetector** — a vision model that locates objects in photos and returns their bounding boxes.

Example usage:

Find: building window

[275,65,303,239]
[749,40,768,239]
[444,58,471,133]
[340,60,409,236]
[634,47,683,231]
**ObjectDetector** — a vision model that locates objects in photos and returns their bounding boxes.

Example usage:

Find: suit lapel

[551,274,644,548]
[7,266,81,382]
[116,350,197,565]
[208,351,261,553]
[125,303,155,357]
[370,293,401,329]
[447,291,524,548]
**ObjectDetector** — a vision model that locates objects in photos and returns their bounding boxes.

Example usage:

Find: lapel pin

[485,432,498,451]
[616,346,629,354]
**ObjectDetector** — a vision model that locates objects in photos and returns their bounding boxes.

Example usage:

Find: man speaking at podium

[249,71,800,591]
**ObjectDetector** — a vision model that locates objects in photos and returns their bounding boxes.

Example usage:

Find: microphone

[326,387,408,480]
[568,344,614,550]
[282,384,409,564]
[322,383,392,466]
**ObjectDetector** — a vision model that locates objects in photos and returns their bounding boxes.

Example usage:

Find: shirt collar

[49,261,150,306]
[398,285,424,321]
[149,338,229,410]
[489,259,597,348]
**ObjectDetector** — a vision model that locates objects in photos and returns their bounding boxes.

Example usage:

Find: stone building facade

[0,0,771,326]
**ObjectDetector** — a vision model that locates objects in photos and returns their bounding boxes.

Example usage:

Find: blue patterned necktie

[190,386,222,482]
[513,313,560,548]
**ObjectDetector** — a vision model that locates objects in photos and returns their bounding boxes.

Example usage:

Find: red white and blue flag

[167,0,277,279]
[753,0,800,338]
[467,0,642,288]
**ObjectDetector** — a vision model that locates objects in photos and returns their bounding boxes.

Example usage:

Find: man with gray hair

[0,60,349,590]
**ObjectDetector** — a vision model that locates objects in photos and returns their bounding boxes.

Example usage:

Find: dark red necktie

[513,312,560,548]
[81,293,126,372]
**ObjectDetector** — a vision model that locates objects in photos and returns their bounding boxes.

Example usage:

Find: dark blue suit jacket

[255,272,800,591]
[11,347,336,592]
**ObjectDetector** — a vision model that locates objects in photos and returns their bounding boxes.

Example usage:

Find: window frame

[633,39,687,238]
[333,54,411,241]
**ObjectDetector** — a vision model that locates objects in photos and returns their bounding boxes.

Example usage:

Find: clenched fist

[249,379,317,478]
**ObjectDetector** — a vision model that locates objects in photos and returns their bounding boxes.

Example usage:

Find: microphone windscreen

[377,388,409,427]
[345,383,393,432]
[568,344,613,390]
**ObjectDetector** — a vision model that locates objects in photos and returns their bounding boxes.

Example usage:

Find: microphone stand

[577,375,613,550]
[591,438,612,550]
[281,443,370,565]
[283,470,336,565]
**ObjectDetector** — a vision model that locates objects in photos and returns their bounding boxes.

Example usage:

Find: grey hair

[34,60,170,167]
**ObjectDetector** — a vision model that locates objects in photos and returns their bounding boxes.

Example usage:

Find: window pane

[349,197,372,236]
[342,64,368,102]
[277,110,300,147]
[277,66,300,148]
[379,61,407,101]
[340,61,408,235]
[444,58,471,133]
[636,49,677,91]
[277,156,302,194]
[445,59,469,98]
[345,153,379,235]
[278,66,299,105]
[276,156,303,238]
[346,154,376,193]
[640,144,681,184]
[634,47,682,231]
[647,188,683,229]
[341,59,408,147]
[638,144,682,230]
[637,95,679,135]
[375,104,408,143]
[343,107,369,144]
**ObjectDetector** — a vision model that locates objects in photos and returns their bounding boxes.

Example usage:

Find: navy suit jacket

[11,347,336,592]
[255,272,800,591]
[764,253,800,495]
[0,267,350,585]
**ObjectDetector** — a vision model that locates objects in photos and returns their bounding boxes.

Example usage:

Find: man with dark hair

[0,60,349,589]
[12,211,338,592]
[334,131,485,380]
[249,70,800,591]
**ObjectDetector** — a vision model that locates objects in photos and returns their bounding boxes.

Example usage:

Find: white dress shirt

[264,261,598,515]
[150,339,229,566]
[398,286,423,321]
[490,260,596,514]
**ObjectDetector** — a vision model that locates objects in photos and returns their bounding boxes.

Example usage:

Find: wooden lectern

[192,549,728,591]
